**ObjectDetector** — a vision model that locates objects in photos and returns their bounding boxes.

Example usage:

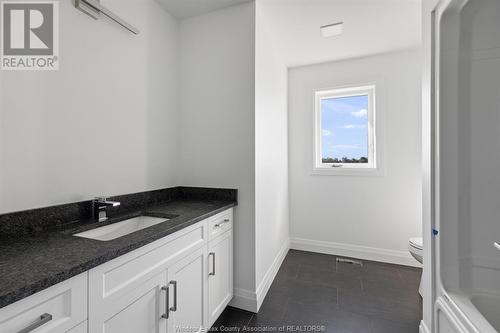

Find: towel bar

[75,0,139,34]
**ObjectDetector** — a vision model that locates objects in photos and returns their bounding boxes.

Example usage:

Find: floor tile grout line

[336,287,340,309]
[246,314,254,327]
[280,296,291,321]
[295,263,301,279]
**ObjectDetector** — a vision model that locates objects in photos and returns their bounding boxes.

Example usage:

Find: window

[314,85,376,173]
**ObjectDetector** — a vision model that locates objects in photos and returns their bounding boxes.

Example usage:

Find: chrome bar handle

[169,280,177,312]
[161,285,169,319]
[215,219,230,228]
[494,242,500,251]
[209,252,216,276]
[18,313,53,333]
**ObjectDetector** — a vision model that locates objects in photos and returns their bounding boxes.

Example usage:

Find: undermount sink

[73,216,170,241]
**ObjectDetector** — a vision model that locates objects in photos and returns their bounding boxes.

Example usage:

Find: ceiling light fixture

[320,22,343,38]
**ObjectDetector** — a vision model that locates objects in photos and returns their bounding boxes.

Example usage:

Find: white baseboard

[229,287,257,312]
[419,320,431,333]
[255,239,290,311]
[229,239,290,313]
[290,237,421,267]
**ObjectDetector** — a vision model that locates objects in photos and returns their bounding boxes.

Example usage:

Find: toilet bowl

[408,237,423,263]
[408,237,423,296]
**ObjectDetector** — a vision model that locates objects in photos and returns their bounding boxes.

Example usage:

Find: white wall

[0,0,262,312]
[254,0,289,310]
[289,49,423,266]
[0,0,179,214]
[177,2,256,306]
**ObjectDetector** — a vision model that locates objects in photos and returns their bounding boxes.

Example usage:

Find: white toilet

[408,237,423,296]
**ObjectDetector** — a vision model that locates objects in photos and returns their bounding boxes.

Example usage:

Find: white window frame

[313,84,377,175]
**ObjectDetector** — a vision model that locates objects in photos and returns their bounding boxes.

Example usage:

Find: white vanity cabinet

[0,208,233,333]
[87,218,207,333]
[87,207,233,333]
[166,209,234,332]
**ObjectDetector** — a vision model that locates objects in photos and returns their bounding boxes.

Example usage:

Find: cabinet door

[208,230,233,326]
[167,247,208,333]
[90,270,168,333]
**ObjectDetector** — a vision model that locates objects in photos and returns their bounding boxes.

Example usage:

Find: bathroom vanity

[0,187,236,333]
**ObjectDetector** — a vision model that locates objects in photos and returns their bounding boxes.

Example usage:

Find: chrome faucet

[93,197,120,222]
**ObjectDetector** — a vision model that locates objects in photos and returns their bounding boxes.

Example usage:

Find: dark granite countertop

[0,197,236,309]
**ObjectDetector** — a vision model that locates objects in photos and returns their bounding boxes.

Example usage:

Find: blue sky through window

[321,94,369,161]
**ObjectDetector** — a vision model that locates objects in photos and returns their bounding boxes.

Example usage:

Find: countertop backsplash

[0,186,237,237]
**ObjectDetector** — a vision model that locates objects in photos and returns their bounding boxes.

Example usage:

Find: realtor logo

[1,1,59,70]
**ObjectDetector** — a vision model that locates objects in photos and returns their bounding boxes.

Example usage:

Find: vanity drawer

[0,273,87,333]
[208,209,233,240]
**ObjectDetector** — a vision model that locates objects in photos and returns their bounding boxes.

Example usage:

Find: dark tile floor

[212,250,422,333]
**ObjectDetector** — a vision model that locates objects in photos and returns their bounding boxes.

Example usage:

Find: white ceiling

[157,0,252,19]
[156,0,421,67]
[258,0,422,67]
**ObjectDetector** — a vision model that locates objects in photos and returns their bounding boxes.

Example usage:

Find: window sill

[311,167,385,177]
